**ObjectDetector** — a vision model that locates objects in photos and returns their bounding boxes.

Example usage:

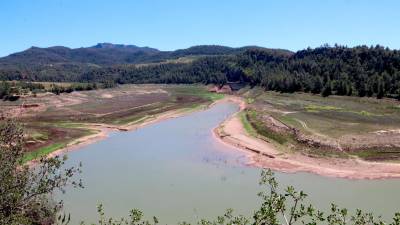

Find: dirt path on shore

[214,97,400,179]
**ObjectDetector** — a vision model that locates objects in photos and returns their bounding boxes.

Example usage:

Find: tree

[0,81,11,100]
[0,120,82,225]
[50,84,62,95]
[366,81,374,97]
[377,79,385,99]
[346,83,353,96]
[3,45,400,100]
[311,76,323,94]
[357,83,367,97]
[102,80,116,89]
[322,80,332,97]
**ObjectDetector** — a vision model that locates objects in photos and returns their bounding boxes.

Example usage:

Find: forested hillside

[1,44,400,99]
[0,44,247,81]
[238,45,400,99]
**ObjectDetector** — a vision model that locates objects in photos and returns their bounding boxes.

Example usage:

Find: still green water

[59,102,400,224]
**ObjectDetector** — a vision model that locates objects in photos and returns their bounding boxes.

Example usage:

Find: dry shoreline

[30,99,224,164]
[30,95,400,179]
[213,96,400,180]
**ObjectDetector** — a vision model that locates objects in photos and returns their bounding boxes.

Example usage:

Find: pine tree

[377,79,385,99]
[321,80,332,97]
[346,83,353,96]
[311,76,323,94]
[396,88,400,101]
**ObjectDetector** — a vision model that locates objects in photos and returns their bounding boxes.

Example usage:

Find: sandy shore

[214,97,400,180]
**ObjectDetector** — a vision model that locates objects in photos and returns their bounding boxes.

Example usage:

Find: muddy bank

[214,97,400,179]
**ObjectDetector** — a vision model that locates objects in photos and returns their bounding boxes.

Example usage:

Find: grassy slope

[240,88,400,161]
[244,89,400,137]
[22,123,97,162]
[239,112,257,137]
[23,143,66,162]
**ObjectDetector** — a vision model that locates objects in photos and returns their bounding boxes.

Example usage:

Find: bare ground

[0,85,214,160]
[214,97,400,179]
[27,94,219,163]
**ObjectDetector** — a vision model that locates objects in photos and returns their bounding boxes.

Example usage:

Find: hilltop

[1,43,400,100]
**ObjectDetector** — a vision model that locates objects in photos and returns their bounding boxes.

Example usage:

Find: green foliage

[322,80,332,97]
[101,80,117,89]
[0,81,112,101]
[246,109,289,144]
[305,105,342,112]
[237,45,400,99]
[240,111,257,136]
[3,44,400,100]
[79,204,159,225]
[0,81,45,101]
[0,81,11,99]
[0,120,82,225]
[22,143,66,162]
[0,44,248,82]
[50,82,99,95]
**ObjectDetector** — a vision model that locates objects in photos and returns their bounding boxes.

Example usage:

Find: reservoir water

[59,102,400,224]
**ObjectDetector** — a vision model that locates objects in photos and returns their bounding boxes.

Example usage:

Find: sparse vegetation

[350,147,400,162]
[0,81,117,101]
[23,143,66,162]
[0,85,223,159]
[240,111,257,137]
[0,120,82,225]
[245,109,290,145]
[240,89,400,160]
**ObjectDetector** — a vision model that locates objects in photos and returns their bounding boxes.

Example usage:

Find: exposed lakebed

[59,102,400,224]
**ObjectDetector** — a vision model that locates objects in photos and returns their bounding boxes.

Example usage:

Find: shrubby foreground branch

[0,120,82,225]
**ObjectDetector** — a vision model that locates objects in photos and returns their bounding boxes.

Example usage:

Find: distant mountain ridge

[1,43,400,100]
[0,43,280,67]
[0,43,289,81]
[0,43,160,66]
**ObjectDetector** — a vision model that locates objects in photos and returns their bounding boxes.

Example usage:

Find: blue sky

[1,0,399,56]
